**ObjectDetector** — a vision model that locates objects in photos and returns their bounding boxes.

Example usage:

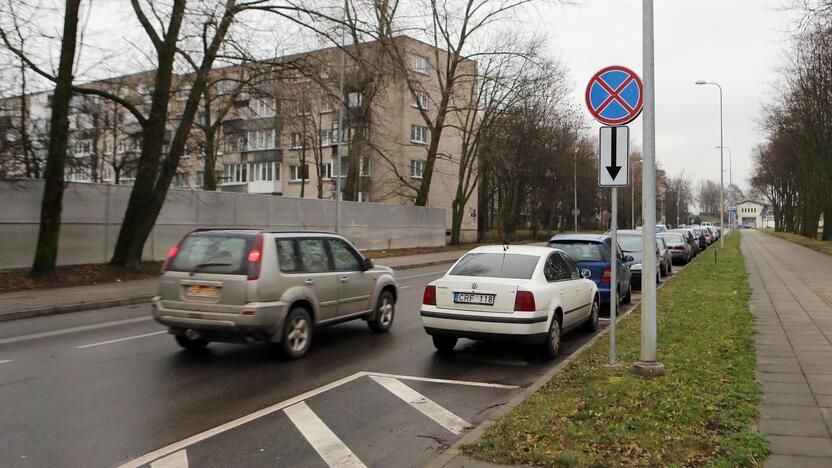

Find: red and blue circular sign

[585,65,643,126]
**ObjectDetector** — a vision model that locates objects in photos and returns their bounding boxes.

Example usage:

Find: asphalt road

[0,260,685,468]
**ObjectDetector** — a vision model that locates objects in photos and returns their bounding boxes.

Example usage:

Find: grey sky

[532,0,795,192]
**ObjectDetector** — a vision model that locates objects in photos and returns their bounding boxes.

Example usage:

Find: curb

[0,258,459,323]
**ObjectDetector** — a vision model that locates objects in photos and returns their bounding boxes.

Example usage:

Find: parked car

[548,234,634,310]
[657,236,673,277]
[670,228,699,258]
[692,226,709,250]
[152,230,398,359]
[616,230,661,290]
[661,232,693,264]
[705,226,719,242]
[420,245,600,359]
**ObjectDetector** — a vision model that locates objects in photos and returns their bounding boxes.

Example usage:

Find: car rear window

[617,235,643,252]
[661,233,685,245]
[167,232,254,275]
[548,241,606,262]
[449,253,539,279]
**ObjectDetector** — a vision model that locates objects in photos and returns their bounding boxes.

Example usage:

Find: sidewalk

[0,248,470,322]
[743,230,832,467]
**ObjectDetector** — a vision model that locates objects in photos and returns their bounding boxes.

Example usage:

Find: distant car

[661,232,692,264]
[692,227,709,249]
[548,234,634,310]
[616,230,661,290]
[670,228,699,258]
[420,245,600,359]
[153,230,398,359]
[657,236,673,277]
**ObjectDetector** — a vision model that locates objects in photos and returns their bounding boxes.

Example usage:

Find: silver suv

[152,230,398,359]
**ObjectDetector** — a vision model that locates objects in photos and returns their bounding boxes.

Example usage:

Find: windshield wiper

[190,262,233,275]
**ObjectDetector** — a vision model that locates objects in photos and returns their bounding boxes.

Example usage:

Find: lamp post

[716,145,733,231]
[695,80,724,247]
[334,0,348,233]
[573,148,578,232]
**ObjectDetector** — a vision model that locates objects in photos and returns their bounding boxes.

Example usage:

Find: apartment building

[0,36,478,241]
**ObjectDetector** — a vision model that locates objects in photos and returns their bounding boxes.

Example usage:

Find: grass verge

[761,228,832,256]
[465,233,768,466]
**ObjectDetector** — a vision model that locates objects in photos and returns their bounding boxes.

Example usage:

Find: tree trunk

[203,130,217,191]
[30,0,83,278]
[450,197,462,245]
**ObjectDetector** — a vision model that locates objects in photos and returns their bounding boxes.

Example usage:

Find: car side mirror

[363,258,374,270]
[581,269,591,278]
[623,255,634,263]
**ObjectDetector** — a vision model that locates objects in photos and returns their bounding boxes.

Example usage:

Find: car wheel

[368,291,395,333]
[667,261,672,274]
[175,334,209,351]
[659,262,666,277]
[281,307,313,360]
[582,299,599,332]
[541,315,562,360]
[623,283,632,304]
[432,335,457,353]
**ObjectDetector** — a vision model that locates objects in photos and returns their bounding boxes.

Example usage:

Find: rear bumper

[152,297,288,340]
[420,309,550,341]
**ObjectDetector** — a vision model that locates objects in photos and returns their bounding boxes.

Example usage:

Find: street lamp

[573,149,578,232]
[695,80,724,247]
[716,145,733,231]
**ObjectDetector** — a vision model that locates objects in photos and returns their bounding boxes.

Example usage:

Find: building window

[176,85,191,101]
[321,96,335,113]
[411,159,425,179]
[117,140,125,153]
[249,98,276,118]
[247,129,275,151]
[358,191,370,203]
[320,162,333,180]
[360,156,369,176]
[331,121,341,143]
[290,132,303,149]
[290,164,309,181]
[411,54,430,75]
[412,90,429,110]
[410,124,429,144]
[348,92,362,108]
[294,99,310,115]
[196,171,204,188]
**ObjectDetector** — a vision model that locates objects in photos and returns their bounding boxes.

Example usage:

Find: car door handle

[340,276,349,283]
[304,279,315,285]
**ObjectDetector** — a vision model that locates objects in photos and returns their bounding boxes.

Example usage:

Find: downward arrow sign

[606,127,622,180]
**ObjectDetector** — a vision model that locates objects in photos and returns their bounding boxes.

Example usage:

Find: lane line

[399,286,412,290]
[76,330,167,349]
[395,270,448,282]
[367,372,519,389]
[0,359,12,364]
[284,402,367,468]
[149,449,188,468]
[117,372,367,468]
[370,375,470,435]
[0,316,152,346]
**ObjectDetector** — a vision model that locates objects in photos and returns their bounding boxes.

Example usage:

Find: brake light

[673,245,685,251]
[247,233,264,280]
[514,290,536,312]
[423,285,436,306]
[601,267,612,284]
[162,231,191,272]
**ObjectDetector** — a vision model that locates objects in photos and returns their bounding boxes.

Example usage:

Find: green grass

[762,229,832,256]
[465,234,768,467]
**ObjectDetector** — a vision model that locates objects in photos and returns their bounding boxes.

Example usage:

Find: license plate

[186,285,220,298]
[454,293,495,305]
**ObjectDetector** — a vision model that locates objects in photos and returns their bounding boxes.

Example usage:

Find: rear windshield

[549,241,606,262]
[661,233,685,245]
[167,232,254,275]
[449,253,539,279]
[617,235,643,252]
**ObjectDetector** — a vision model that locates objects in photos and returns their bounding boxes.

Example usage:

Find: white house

[737,200,766,228]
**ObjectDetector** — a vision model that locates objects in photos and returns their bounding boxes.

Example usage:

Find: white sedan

[420,245,600,359]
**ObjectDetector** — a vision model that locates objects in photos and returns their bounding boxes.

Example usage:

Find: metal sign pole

[610,187,618,366]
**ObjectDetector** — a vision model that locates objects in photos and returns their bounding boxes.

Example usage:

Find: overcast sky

[531,0,797,192]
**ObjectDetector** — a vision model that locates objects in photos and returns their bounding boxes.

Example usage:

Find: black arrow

[607,127,622,180]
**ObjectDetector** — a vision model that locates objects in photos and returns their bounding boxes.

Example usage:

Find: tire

[432,335,457,353]
[667,261,672,274]
[541,315,562,360]
[281,307,313,360]
[368,291,395,333]
[659,262,667,277]
[175,334,209,350]
[622,283,632,304]
[582,300,599,332]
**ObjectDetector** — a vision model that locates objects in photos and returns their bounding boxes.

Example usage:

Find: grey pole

[631,163,635,228]
[334,0,347,233]
[634,0,665,377]
[574,150,578,232]
[696,81,724,246]
[717,146,733,231]
[610,187,618,366]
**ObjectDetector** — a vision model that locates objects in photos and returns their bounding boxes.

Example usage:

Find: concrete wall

[0,180,446,269]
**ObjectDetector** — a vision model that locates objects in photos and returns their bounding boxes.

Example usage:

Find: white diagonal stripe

[370,375,470,435]
[76,330,166,349]
[0,360,12,364]
[149,449,188,468]
[284,402,366,468]
[366,372,518,389]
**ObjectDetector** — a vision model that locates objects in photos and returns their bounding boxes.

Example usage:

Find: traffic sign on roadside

[599,126,629,187]
[585,66,644,126]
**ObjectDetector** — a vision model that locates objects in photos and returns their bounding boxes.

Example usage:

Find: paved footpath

[743,230,832,467]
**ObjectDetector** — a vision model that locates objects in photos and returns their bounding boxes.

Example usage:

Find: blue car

[548,234,633,310]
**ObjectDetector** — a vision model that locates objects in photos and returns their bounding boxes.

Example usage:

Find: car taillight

[247,233,264,280]
[673,245,685,251]
[601,267,612,284]
[423,285,436,306]
[514,290,536,312]
[161,231,191,272]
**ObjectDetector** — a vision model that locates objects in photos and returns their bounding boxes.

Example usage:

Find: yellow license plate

[187,285,220,297]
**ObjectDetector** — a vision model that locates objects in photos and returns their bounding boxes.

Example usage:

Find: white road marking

[149,449,188,468]
[399,286,412,290]
[76,330,166,349]
[396,270,448,282]
[0,360,12,364]
[0,316,152,346]
[118,371,512,468]
[284,402,366,468]
[370,375,471,435]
